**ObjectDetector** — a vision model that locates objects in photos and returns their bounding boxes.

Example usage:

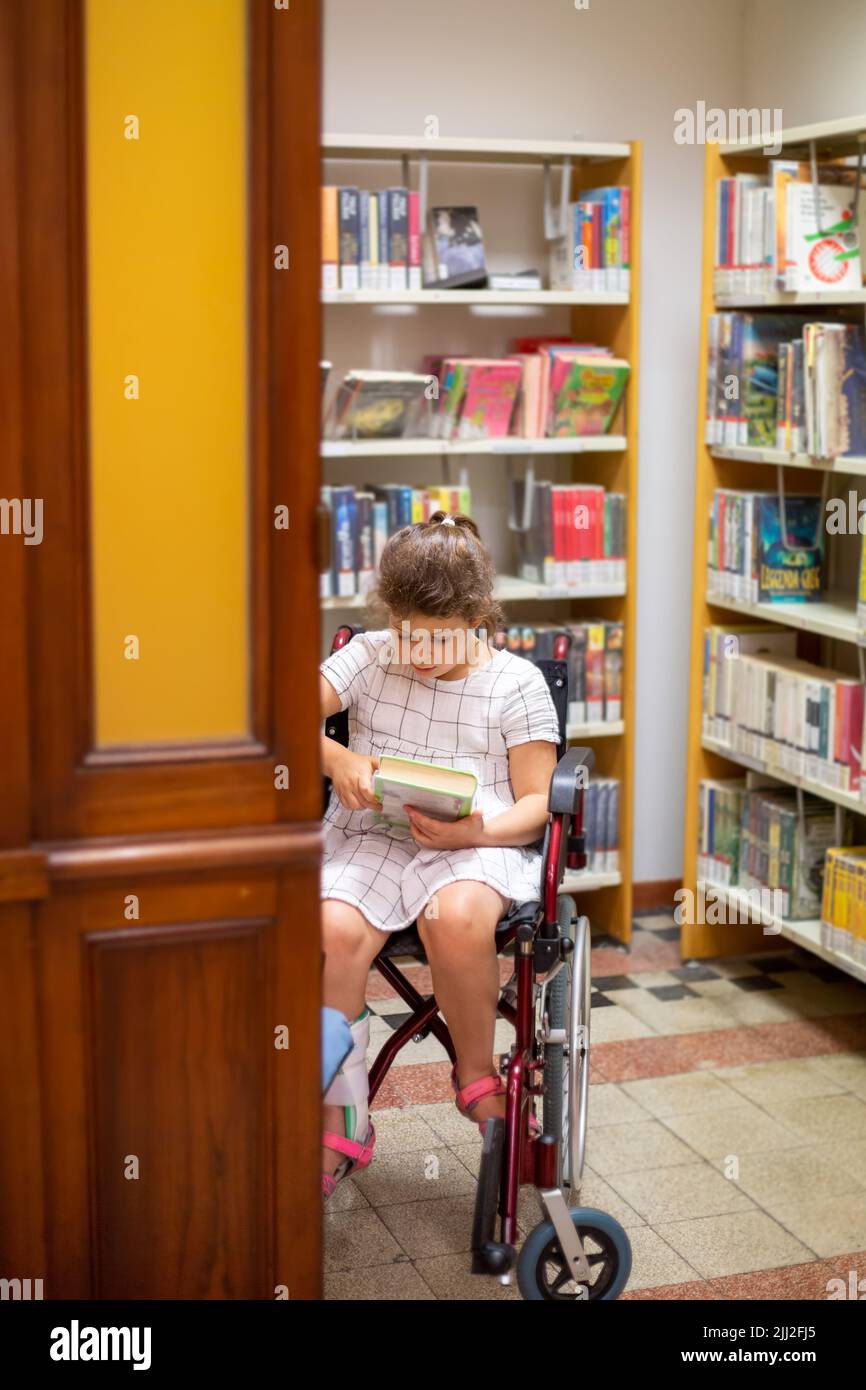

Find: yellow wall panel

[85,0,249,745]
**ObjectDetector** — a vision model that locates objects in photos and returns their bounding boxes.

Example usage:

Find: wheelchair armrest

[548,746,594,815]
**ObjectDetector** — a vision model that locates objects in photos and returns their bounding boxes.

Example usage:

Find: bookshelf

[682,114,866,977]
[321,134,640,945]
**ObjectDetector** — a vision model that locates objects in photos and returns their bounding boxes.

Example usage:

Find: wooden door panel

[35,862,321,1300]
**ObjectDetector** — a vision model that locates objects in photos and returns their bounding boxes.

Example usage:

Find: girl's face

[388,611,484,678]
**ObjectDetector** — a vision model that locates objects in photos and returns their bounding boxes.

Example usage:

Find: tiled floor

[324,911,866,1300]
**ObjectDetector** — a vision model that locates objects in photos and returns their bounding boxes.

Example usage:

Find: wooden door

[0,0,323,1299]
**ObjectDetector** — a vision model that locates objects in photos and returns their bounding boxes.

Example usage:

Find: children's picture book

[548,356,629,436]
[373,756,477,829]
[785,182,862,292]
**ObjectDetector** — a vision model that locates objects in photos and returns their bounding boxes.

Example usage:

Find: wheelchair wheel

[542,897,591,1194]
[517,1208,632,1301]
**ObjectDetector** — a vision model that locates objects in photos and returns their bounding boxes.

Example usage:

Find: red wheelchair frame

[323,626,632,1298]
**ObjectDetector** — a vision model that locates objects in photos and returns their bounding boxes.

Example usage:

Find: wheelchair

[323,625,632,1301]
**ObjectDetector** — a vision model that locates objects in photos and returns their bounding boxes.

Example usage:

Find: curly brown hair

[367,511,504,633]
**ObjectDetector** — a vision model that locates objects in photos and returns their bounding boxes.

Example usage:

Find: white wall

[743,0,866,122]
[322,0,748,883]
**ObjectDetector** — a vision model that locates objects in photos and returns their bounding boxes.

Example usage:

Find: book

[429,206,487,284]
[373,755,477,828]
[548,355,629,436]
[387,187,409,291]
[784,182,862,293]
[338,187,360,292]
[707,489,824,603]
[321,187,339,291]
[329,371,431,439]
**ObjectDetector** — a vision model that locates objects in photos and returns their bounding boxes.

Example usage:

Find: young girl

[319,512,561,1198]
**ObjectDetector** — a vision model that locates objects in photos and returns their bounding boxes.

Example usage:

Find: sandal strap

[455,1073,505,1113]
[322,1126,376,1166]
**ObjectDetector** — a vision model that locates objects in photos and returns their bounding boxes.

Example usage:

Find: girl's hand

[330,750,380,812]
[405,807,484,850]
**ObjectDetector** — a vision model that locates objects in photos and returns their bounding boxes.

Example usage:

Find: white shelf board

[322,577,627,610]
[715,289,866,308]
[698,880,866,986]
[322,289,629,307]
[705,590,858,645]
[560,870,622,894]
[322,133,631,165]
[709,444,866,478]
[701,734,864,816]
[321,435,627,459]
[566,721,624,741]
[720,112,866,158]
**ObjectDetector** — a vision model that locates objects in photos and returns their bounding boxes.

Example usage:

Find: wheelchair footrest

[470,1116,505,1273]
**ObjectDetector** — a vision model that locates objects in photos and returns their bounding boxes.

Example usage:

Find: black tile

[648,983,698,1002]
[590,993,617,1008]
[592,975,640,992]
[750,957,799,975]
[648,926,681,943]
[805,965,855,985]
[731,975,784,993]
[381,1011,414,1030]
[669,964,720,983]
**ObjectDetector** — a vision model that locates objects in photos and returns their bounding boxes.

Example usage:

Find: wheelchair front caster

[517,1207,632,1301]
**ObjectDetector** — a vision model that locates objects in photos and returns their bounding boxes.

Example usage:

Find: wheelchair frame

[323,625,630,1296]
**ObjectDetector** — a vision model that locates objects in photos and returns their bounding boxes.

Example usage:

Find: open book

[372,755,477,829]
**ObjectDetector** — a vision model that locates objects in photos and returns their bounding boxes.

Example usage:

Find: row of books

[320,483,471,600]
[713,165,864,296]
[322,339,630,442]
[822,847,866,964]
[492,621,624,726]
[702,625,864,795]
[549,186,631,293]
[706,489,823,603]
[323,187,423,292]
[697,778,838,920]
[572,778,620,874]
[704,314,866,456]
[512,481,627,589]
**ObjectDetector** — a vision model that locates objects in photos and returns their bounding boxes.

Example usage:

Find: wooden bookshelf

[321,135,641,944]
[682,116,866,974]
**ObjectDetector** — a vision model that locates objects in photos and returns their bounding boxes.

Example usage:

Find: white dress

[320,630,561,932]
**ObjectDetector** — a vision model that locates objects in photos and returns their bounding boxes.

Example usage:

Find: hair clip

[439,516,456,526]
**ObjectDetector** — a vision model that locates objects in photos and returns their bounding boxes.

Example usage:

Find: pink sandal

[450,1065,541,1137]
[321,1123,376,1199]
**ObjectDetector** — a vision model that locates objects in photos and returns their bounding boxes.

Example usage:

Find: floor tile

[586,1082,652,1127]
[324,1262,435,1300]
[808,1050,866,1096]
[763,1191,866,1258]
[761,1094,866,1145]
[412,1252,521,1300]
[621,1070,741,1118]
[655,1210,813,1279]
[718,1145,865,1211]
[834,1139,866,1186]
[364,1107,446,1153]
[713,1058,846,1107]
[614,991,739,1037]
[709,1253,866,1300]
[585,1119,697,1177]
[350,1145,476,1207]
[589,1004,658,1043]
[377,1196,478,1259]
[621,1279,714,1299]
[662,1101,807,1162]
[609,1162,754,1224]
[622,1226,703,1291]
[323,1208,405,1271]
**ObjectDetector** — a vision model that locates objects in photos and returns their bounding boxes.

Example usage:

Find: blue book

[756,494,823,602]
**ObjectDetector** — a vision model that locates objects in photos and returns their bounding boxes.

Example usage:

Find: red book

[408,191,422,290]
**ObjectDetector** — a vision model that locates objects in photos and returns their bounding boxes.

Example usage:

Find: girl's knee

[322,900,375,957]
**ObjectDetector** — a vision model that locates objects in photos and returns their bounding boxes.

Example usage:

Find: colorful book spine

[321,186,339,292]
[338,187,360,292]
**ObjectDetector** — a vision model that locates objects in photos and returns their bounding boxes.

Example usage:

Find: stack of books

[702,625,865,795]
[548,185,631,293]
[705,314,866,456]
[713,164,864,296]
[322,186,422,291]
[822,846,866,963]
[699,777,840,921]
[512,480,626,589]
[492,621,624,725]
[580,778,621,873]
[320,482,471,600]
[706,489,824,603]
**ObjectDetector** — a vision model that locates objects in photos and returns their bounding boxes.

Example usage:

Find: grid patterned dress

[320,630,561,932]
